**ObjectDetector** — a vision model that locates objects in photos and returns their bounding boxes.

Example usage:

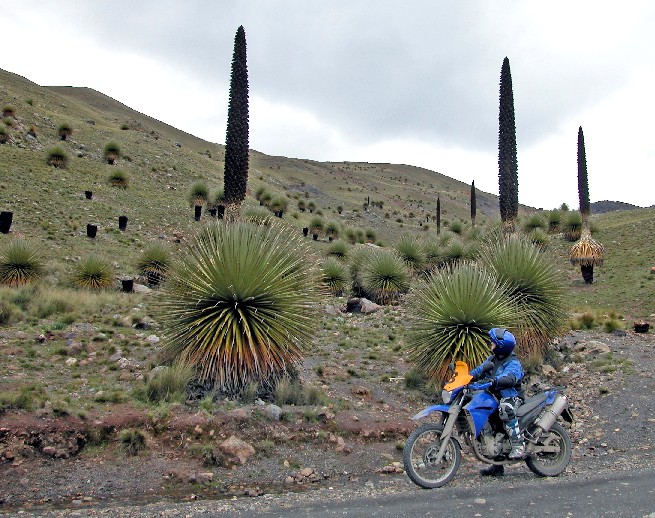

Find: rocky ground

[1,329,654,517]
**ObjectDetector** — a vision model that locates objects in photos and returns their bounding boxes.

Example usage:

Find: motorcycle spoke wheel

[525,422,572,477]
[403,423,461,489]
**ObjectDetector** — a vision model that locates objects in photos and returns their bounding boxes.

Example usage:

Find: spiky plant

[443,238,468,266]
[364,228,376,243]
[2,105,15,117]
[158,222,319,393]
[482,237,565,357]
[223,26,250,218]
[326,240,349,261]
[448,220,464,235]
[407,263,515,381]
[529,227,549,249]
[562,210,583,241]
[547,210,562,233]
[269,196,288,214]
[325,221,340,240]
[209,189,225,210]
[103,142,121,164]
[58,123,72,141]
[422,239,443,273]
[297,199,306,212]
[243,206,273,226]
[0,127,8,144]
[188,182,209,207]
[136,243,171,287]
[72,255,114,289]
[322,257,348,296]
[307,201,316,213]
[498,57,518,234]
[0,240,43,287]
[523,213,547,233]
[349,247,371,296]
[46,147,68,168]
[569,228,604,284]
[360,250,410,305]
[108,170,129,189]
[309,216,324,237]
[395,235,424,273]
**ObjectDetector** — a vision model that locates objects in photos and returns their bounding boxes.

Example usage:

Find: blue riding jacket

[469,353,525,399]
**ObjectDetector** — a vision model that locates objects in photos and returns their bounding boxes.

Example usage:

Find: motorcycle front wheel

[403,422,461,489]
[525,422,572,477]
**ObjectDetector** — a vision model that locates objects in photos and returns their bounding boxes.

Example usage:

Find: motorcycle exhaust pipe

[533,394,568,433]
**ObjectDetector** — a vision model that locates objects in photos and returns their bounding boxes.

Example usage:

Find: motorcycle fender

[464,392,498,437]
[411,404,450,421]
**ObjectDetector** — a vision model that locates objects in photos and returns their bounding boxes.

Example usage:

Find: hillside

[1,67,505,270]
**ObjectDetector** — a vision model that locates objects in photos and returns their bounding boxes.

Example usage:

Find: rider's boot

[506,418,525,460]
[479,464,504,476]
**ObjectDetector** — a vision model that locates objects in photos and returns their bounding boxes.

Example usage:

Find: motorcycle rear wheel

[525,422,572,477]
[403,422,461,489]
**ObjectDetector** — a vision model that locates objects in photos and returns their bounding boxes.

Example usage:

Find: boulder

[218,436,255,465]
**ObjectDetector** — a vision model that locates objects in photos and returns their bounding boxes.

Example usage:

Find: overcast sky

[3,1,654,209]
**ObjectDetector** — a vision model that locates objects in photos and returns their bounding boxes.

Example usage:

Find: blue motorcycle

[403,361,573,488]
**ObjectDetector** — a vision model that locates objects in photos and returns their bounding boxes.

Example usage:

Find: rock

[573,340,611,356]
[218,436,255,465]
[227,407,250,421]
[299,467,314,477]
[325,305,342,316]
[65,357,77,366]
[359,298,382,314]
[196,472,213,484]
[66,342,84,356]
[145,335,160,344]
[352,386,371,397]
[109,352,123,362]
[264,404,282,421]
[132,283,152,293]
[541,364,557,376]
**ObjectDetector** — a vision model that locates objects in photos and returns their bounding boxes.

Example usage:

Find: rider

[469,327,525,477]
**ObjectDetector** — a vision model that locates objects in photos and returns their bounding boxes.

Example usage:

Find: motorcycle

[403,361,573,488]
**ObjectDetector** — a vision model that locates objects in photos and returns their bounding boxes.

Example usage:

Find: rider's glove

[489,378,497,390]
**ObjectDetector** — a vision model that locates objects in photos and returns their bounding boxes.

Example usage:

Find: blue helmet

[489,328,516,357]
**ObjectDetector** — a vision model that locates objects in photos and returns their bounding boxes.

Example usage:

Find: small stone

[65,357,77,366]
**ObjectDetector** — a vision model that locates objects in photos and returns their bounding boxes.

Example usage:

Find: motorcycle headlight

[441,389,453,404]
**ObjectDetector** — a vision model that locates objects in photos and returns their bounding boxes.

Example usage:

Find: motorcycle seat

[516,393,548,417]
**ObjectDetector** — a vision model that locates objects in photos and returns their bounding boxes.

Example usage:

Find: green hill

[1,66,654,322]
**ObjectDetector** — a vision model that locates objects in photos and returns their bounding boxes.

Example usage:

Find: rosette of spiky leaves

[349,247,371,296]
[325,221,340,240]
[103,141,121,164]
[158,221,319,393]
[562,211,583,241]
[529,227,549,249]
[547,210,562,233]
[322,257,348,296]
[360,249,410,305]
[523,213,547,233]
[72,255,114,289]
[326,240,349,261]
[407,263,515,381]
[136,243,171,286]
[569,228,604,267]
[188,182,209,207]
[309,216,324,236]
[482,237,565,356]
[395,235,425,274]
[108,170,129,189]
[0,240,43,287]
[243,206,273,226]
[422,239,443,273]
[46,147,68,168]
